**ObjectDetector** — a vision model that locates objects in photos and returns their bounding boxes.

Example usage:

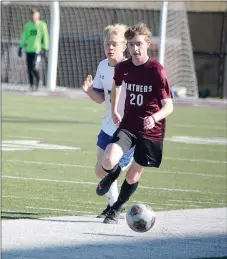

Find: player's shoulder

[25,21,33,27]
[96,59,111,75]
[38,20,48,28]
[115,58,130,70]
[38,20,47,25]
[147,59,164,71]
[97,59,109,69]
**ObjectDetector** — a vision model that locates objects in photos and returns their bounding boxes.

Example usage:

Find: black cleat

[103,207,122,224]
[96,173,115,196]
[96,205,111,218]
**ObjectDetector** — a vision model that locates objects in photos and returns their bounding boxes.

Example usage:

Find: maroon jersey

[114,58,172,141]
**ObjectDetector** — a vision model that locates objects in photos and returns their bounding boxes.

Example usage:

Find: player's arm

[111,81,122,126]
[152,67,173,122]
[144,97,173,130]
[152,98,173,122]
[19,23,28,49]
[18,23,28,57]
[42,22,49,51]
[144,67,173,129]
[111,63,123,125]
[82,75,105,104]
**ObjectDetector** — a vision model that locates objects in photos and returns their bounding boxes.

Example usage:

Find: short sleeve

[113,63,123,86]
[153,67,172,100]
[93,63,104,93]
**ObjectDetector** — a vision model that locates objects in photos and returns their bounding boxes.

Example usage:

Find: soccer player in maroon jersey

[96,23,173,224]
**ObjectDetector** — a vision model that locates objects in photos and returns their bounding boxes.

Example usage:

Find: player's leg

[32,54,41,91]
[103,137,163,224]
[26,53,34,90]
[95,146,108,180]
[96,143,123,196]
[103,161,143,224]
[96,129,134,196]
[96,147,119,218]
[95,130,119,218]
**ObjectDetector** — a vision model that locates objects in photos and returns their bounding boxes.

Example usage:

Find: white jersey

[93,58,126,136]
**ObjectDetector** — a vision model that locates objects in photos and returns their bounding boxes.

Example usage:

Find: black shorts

[111,129,163,168]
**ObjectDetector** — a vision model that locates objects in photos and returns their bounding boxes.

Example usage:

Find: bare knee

[125,176,138,185]
[102,144,123,170]
[102,157,115,170]
[102,151,117,170]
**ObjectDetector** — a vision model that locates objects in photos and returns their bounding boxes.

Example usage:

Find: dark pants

[26,53,41,89]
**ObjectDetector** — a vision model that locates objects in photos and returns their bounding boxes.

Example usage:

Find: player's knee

[102,157,115,170]
[126,176,138,185]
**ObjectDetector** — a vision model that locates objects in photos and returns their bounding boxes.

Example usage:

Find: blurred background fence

[1,1,227,98]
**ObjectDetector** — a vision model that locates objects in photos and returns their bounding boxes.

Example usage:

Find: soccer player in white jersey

[82,24,134,219]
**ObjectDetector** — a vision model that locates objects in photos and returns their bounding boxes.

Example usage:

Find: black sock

[102,164,121,181]
[113,179,139,210]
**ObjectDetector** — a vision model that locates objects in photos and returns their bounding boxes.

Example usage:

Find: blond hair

[103,24,128,44]
[125,23,152,42]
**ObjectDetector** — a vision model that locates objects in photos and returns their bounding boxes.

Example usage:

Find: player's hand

[18,48,22,58]
[82,75,93,94]
[112,111,122,126]
[143,116,155,130]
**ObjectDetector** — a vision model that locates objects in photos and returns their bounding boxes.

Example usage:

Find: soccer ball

[126,203,156,232]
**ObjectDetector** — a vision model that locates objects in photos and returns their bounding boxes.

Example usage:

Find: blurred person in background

[18,9,49,91]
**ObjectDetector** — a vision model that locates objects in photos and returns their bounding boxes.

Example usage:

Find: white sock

[105,180,119,207]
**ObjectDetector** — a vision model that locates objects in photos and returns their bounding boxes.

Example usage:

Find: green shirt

[20,20,49,53]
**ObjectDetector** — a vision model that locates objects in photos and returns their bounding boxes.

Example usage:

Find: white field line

[1,210,33,214]
[163,203,201,208]
[2,195,105,210]
[151,170,225,178]
[173,124,226,130]
[29,203,200,214]
[168,197,227,203]
[4,160,93,169]
[6,134,93,143]
[3,182,66,191]
[7,135,227,152]
[3,195,225,207]
[168,199,226,205]
[165,156,227,164]
[2,196,205,211]
[8,135,42,139]
[8,124,97,134]
[30,129,63,133]
[2,195,165,210]
[2,208,94,215]
[2,195,105,205]
[25,207,94,214]
[2,175,225,195]
[2,195,59,201]
[4,159,226,178]
[7,135,73,141]
[172,146,226,152]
